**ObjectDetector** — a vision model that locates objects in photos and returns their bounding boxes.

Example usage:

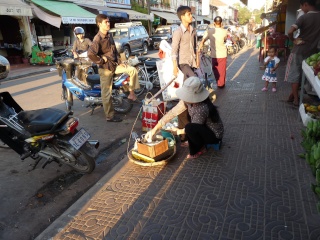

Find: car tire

[124,46,131,59]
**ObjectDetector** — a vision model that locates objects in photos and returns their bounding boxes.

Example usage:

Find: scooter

[0,91,98,173]
[42,45,72,62]
[56,58,133,115]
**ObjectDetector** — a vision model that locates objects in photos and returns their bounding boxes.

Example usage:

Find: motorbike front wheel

[59,142,95,173]
[113,96,133,114]
[62,87,73,111]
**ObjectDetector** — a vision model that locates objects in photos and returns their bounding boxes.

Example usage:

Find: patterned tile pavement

[36,47,320,240]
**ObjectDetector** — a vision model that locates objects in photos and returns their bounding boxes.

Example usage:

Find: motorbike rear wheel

[60,142,95,173]
[62,87,73,111]
[113,95,133,114]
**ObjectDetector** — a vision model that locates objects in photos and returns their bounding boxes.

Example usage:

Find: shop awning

[152,11,180,24]
[79,4,151,20]
[195,16,213,23]
[210,0,228,7]
[125,9,151,20]
[239,0,248,5]
[31,0,96,25]
[0,0,32,16]
[31,3,61,28]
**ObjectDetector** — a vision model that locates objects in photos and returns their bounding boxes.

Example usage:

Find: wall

[285,0,300,34]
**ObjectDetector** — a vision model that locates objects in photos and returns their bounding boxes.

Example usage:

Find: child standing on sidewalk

[261,46,280,92]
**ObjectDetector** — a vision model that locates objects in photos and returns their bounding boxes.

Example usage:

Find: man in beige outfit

[88,14,140,122]
[198,16,227,88]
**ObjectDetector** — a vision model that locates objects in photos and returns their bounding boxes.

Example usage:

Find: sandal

[186,147,207,159]
[106,116,123,122]
[180,141,189,147]
[187,152,202,159]
[128,98,141,103]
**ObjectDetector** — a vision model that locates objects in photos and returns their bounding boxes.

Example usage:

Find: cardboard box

[137,139,168,158]
[132,147,174,162]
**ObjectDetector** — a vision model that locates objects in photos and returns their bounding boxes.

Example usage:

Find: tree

[233,3,253,25]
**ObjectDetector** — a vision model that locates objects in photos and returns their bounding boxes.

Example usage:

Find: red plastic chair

[259,36,274,62]
[274,35,289,61]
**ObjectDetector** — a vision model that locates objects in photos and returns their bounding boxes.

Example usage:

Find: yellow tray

[128,146,176,166]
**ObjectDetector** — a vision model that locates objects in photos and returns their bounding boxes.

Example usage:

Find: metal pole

[147,0,152,35]
[264,0,267,58]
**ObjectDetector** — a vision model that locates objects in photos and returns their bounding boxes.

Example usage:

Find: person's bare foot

[128,95,137,101]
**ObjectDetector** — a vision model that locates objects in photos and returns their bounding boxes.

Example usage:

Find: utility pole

[263,0,267,59]
[147,0,152,35]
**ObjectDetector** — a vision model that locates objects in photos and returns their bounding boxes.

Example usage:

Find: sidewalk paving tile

[36,47,320,240]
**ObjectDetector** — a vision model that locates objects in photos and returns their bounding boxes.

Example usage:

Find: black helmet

[214,16,222,23]
[74,27,84,35]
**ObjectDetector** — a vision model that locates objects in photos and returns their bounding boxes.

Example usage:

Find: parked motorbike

[0,91,98,173]
[41,45,72,62]
[56,58,133,115]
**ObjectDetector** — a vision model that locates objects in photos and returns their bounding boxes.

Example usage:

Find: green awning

[31,0,96,24]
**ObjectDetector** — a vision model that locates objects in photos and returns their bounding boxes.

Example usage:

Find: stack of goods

[305,52,320,79]
[300,120,320,211]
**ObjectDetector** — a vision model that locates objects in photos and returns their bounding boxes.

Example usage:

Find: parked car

[0,55,10,80]
[109,22,150,59]
[196,24,208,39]
[150,24,179,49]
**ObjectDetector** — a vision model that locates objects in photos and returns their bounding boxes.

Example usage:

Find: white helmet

[74,27,85,36]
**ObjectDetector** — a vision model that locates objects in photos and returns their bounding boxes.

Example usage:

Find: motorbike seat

[17,108,71,135]
[52,49,67,55]
[138,57,159,67]
[86,74,100,85]
[86,73,124,85]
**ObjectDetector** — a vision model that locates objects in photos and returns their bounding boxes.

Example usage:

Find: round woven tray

[128,146,176,166]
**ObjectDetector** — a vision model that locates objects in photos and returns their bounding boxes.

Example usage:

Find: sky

[247,0,265,10]
[221,0,265,11]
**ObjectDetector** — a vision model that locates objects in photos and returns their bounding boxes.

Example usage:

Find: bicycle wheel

[134,66,148,96]
[151,70,160,88]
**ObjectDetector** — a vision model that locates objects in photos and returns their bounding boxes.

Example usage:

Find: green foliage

[301,119,320,212]
[130,1,150,34]
[131,2,148,14]
[232,3,252,25]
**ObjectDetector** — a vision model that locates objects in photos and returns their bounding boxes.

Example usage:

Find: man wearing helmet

[88,14,140,122]
[72,27,92,59]
[198,16,228,88]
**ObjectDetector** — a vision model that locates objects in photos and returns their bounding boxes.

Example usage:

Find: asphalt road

[0,50,160,240]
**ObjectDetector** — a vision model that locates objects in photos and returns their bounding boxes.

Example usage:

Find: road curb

[4,69,53,81]
[35,150,129,240]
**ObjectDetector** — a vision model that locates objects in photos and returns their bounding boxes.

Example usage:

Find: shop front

[30,0,96,54]
[79,4,151,29]
[151,11,180,25]
[0,0,33,64]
